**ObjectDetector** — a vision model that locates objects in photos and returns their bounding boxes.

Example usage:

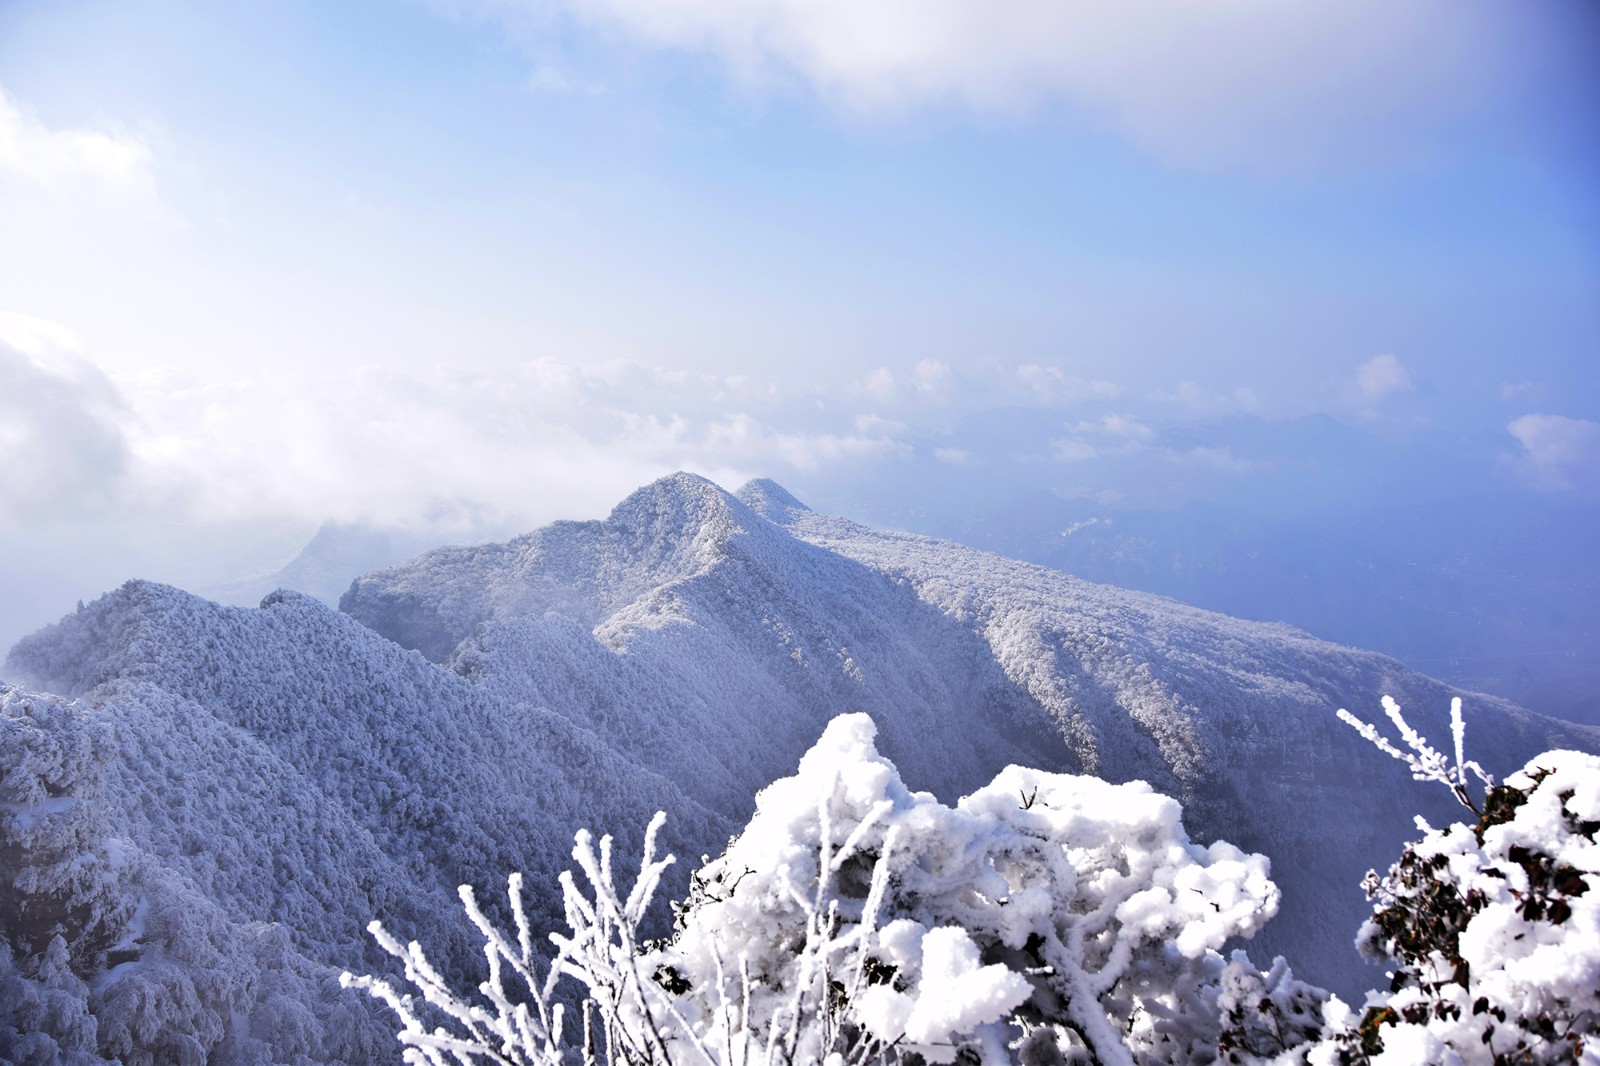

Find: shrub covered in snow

[1291,698,1600,1065]
[350,712,1291,1064]
[656,713,1285,1064]
[1233,697,1600,1066]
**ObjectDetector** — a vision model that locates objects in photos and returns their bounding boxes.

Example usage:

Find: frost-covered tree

[349,712,1288,1065]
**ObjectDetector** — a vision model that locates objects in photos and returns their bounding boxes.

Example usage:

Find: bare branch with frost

[1336,695,1493,815]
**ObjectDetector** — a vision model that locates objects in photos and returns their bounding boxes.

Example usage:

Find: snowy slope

[4,472,1596,1063]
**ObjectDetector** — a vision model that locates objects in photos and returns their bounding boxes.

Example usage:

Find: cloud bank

[10,320,1107,535]
[16,307,1585,547]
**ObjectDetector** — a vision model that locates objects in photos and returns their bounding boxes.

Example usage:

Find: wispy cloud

[1151,380,1260,414]
[1048,412,1259,473]
[910,359,953,400]
[859,360,1116,410]
[1500,381,1545,405]
[1049,413,1154,462]
[860,366,898,403]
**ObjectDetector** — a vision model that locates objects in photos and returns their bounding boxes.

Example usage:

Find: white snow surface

[3,472,1597,1063]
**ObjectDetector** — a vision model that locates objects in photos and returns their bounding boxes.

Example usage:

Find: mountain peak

[607,472,733,522]
[341,472,776,662]
[604,472,761,551]
[736,478,811,523]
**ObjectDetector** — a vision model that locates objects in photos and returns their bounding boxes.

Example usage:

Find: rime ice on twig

[1335,696,1493,815]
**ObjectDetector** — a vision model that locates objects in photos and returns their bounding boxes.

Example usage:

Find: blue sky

[1,0,1598,642]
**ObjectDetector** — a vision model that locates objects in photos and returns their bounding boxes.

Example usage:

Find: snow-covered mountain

[4,473,1596,1063]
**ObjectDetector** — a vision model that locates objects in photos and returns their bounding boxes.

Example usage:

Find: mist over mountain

[202,523,458,611]
[4,474,1596,1063]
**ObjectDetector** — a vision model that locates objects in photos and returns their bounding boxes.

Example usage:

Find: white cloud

[694,411,909,472]
[1049,413,1153,463]
[1166,445,1260,474]
[502,0,1525,170]
[0,310,84,358]
[859,360,1116,411]
[933,447,969,465]
[1050,439,1099,463]
[1505,413,1600,493]
[1012,364,1120,404]
[911,358,952,399]
[0,87,156,198]
[1355,354,1413,401]
[853,413,907,436]
[862,366,898,402]
[1045,412,1263,475]
[1070,413,1154,441]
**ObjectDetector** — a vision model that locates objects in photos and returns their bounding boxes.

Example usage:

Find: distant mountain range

[4,473,1596,1063]
[794,411,1600,724]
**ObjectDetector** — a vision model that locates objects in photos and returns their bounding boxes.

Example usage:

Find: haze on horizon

[2,0,1597,716]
